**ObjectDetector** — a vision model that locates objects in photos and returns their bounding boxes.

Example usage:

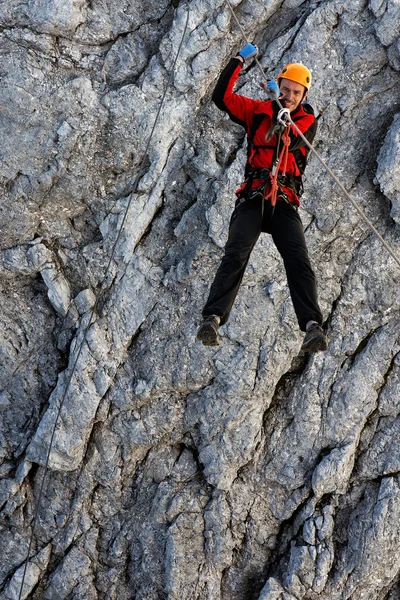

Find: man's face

[279,78,307,112]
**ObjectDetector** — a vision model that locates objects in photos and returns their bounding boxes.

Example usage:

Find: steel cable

[223,0,400,270]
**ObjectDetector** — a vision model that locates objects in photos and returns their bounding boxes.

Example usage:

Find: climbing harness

[223,0,400,271]
[266,121,291,208]
[17,8,190,600]
[236,106,295,221]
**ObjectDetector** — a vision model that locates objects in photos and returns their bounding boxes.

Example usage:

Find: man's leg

[198,197,262,345]
[271,202,327,351]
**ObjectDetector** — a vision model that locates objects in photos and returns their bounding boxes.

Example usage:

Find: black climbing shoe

[301,323,328,353]
[197,315,221,346]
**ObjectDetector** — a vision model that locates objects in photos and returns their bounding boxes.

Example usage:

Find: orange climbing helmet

[277,63,312,91]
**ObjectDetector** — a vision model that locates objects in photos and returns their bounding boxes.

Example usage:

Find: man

[197,43,328,353]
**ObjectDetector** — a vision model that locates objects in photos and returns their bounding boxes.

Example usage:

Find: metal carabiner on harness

[277,107,290,127]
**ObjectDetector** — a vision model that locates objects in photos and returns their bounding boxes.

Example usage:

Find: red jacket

[212,58,317,205]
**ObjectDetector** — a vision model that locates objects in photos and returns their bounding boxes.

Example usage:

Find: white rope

[223,0,400,270]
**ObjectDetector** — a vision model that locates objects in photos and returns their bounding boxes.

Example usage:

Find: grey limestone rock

[375,113,400,223]
[3,545,51,600]
[1,0,400,598]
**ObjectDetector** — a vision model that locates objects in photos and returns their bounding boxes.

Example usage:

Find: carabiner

[277,108,290,127]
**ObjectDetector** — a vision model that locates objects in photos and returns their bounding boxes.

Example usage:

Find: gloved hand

[237,43,258,62]
[266,80,280,97]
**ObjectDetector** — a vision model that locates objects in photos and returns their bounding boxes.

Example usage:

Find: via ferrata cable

[17,8,190,600]
[223,0,400,271]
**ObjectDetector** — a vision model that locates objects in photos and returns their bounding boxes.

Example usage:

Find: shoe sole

[197,324,220,346]
[302,336,328,353]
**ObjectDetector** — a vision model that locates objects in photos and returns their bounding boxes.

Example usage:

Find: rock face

[1,0,400,598]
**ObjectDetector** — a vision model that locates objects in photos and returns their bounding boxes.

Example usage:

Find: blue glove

[266,80,280,97]
[237,43,258,62]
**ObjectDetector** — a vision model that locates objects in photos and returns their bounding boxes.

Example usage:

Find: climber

[197,43,328,352]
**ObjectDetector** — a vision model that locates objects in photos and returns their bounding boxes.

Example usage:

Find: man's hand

[266,80,280,97]
[237,43,258,63]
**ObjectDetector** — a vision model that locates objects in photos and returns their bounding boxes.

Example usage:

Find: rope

[17,8,190,600]
[284,123,400,271]
[222,0,400,270]
[262,128,290,207]
[266,127,291,207]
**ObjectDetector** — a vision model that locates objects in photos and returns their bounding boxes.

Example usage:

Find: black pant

[202,195,323,332]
